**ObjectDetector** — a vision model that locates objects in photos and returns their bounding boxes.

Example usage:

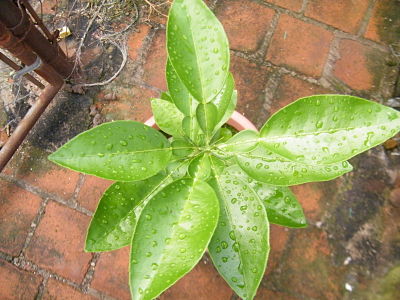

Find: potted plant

[49,0,400,299]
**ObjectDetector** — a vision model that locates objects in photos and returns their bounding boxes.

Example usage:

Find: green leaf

[208,157,269,300]
[85,173,166,252]
[48,121,172,181]
[196,102,218,140]
[151,98,184,137]
[171,138,195,158]
[166,59,194,115]
[160,92,173,102]
[260,95,400,164]
[213,73,236,130]
[236,144,353,186]
[188,153,211,180]
[222,130,259,153]
[129,178,219,300]
[167,0,230,103]
[226,166,307,228]
[211,127,233,144]
[182,116,205,145]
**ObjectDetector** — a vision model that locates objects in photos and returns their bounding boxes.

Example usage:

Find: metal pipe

[0,77,63,172]
[0,0,73,78]
[0,51,45,89]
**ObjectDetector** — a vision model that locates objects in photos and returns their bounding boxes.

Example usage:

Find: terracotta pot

[144,110,257,131]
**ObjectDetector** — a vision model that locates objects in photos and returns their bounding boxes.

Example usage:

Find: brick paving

[1,0,400,299]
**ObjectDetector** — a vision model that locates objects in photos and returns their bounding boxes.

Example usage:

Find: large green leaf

[260,95,400,164]
[151,98,184,137]
[48,121,172,181]
[236,144,353,186]
[85,173,166,252]
[167,0,230,103]
[226,166,306,228]
[196,102,218,141]
[130,178,219,300]
[85,161,191,252]
[209,157,269,300]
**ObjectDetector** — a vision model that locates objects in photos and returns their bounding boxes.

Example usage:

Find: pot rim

[144,110,257,131]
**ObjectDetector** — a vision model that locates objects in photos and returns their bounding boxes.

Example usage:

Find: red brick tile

[365,0,400,44]
[0,259,41,299]
[25,202,92,283]
[264,0,303,12]
[159,258,232,300]
[216,0,275,52]
[230,55,270,127]
[266,225,290,273]
[269,74,331,114]
[143,30,167,90]
[279,228,341,299]
[0,179,42,256]
[333,39,386,91]
[43,279,96,300]
[266,14,333,77]
[7,148,80,200]
[255,287,299,300]
[127,24,151,61]
[305,0,369,34]
[76,175,112,212]
[91,247,130,300]
[99,86,157,122]
[291,183,323,222]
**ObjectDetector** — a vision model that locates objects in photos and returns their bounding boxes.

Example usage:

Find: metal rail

[0,0,74,172]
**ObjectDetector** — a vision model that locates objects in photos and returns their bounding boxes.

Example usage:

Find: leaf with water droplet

[167,0,230,103]
[208,156,269,300]
[85,173,167,252]
[151,98,185,137]
[188,153,211,180]
[226,165,307,228]
[130,178,219,300]
[260,95,400,164]
[221,130,259,153]
[49,121,172,181]
[236,144,353,186]
[171,138,194,158]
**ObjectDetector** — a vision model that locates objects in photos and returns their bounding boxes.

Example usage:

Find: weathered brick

[0,259,41,299]
[43,279,96,300]
[264,0,303,12]
[255,287,300,300]
[76,175,112,212]
[269,74,331,114]
[266,14,333,77]
[266,225,290,273]
[278,228,341,299]
[333,39,387,91]
[291,183,323,222]
[230,55,270,127]
[216,0,275,52]
[365,0,400,44]
[159,257,232,300]
[100,86,157,123]
[305,0,369,34]
[127,24,152,61]
[0,179,42,256]
[143,30,167,90]
[6,147,80,200]
[91,247,130,300]
[25,201,92,283]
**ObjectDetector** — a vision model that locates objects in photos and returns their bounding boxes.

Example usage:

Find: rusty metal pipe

[0,77,63,172]
[0,21,62,85]
[0,0,73,78]
[0,51,45,89]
